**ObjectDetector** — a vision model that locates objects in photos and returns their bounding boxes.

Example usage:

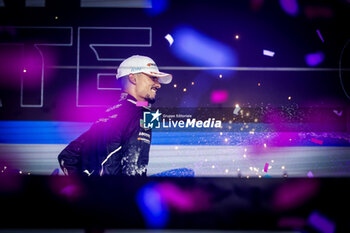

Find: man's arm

[57,132,87,175]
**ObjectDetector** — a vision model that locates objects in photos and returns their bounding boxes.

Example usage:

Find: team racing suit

[58,93,152,176]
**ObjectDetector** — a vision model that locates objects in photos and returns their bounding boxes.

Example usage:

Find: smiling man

[58,55,172,176]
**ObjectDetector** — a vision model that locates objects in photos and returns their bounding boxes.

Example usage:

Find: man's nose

[154,79,161,88]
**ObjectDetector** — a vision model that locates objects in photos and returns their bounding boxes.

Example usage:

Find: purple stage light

[279,0,299,16]
[305,51,325,66]
[210,90,228,104]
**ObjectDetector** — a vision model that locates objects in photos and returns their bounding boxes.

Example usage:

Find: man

[58,55,172,176]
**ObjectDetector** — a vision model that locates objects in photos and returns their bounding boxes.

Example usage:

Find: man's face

[133,73,161,104]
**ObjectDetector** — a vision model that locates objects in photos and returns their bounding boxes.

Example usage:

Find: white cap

[116,55,172,84]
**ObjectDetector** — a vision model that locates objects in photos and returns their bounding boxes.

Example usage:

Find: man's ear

[128,74,136,85]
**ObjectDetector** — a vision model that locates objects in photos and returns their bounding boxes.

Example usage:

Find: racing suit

[58,93,152,176]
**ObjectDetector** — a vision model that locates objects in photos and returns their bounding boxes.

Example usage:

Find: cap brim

[144,71,173,84]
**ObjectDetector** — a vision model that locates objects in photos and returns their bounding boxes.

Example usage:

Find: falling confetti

[308,211,335,233]
[233,104,241,115]
[164,34,174,46]
[307,171,314,178]
[305,51,325,66]
[264,163,269,172]
[210,90,228,104]
[279,0,299,16]
[263,49,275,57]
[311,138,323,145]
[333,110,343,116]
[316,29,324,43]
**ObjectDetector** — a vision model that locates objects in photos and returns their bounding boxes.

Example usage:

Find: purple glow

[316,29,325,43]
[304,6,333,19]
[210,90,228,104]
[279,0,299,16]
[333,109,343,116]
[278,217,306,229]
[136,183,169,228]
[156,182,211,213]
[272,179,320,211]
[308,211,336,233]
[264,163,269,172]
[305,51,325,66]
[250,0,264,11]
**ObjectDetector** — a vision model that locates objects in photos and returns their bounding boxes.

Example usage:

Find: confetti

[308,211,335,233]
[136,101,148,107]
[164,34,174,46]
[305,51,325,66]
[263,49,275,57]
[279,0,299,16]
[307,171,314,178]
[264,163,269,172]
[333,110,343,116]
[210,90,228,104]
[316,29,324,43]
[233,105,241,115]
[311,138,323,145]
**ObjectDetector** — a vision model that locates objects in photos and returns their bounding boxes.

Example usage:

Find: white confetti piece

[263,49,275,57]
[333,110,343,116]
[164,34,174,46]
[233,105,241,115]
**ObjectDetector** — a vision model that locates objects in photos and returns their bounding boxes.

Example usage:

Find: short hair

[118,75,129,90]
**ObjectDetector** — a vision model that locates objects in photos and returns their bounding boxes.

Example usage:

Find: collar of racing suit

[121,92,152,111]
